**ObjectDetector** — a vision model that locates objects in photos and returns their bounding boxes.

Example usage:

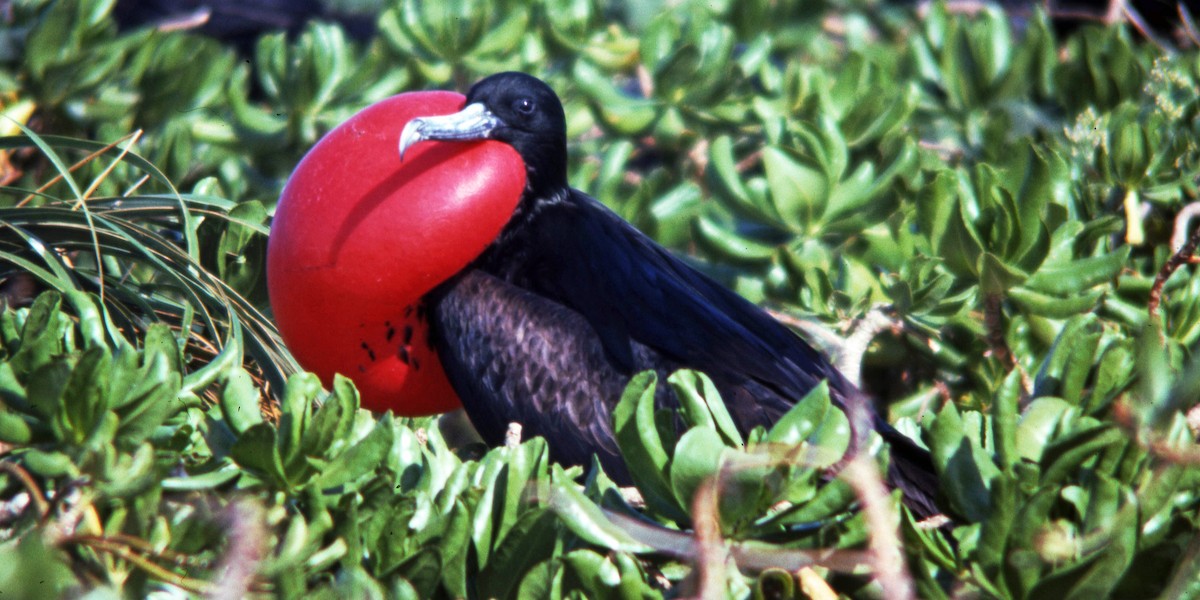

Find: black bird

[399,72,942,519]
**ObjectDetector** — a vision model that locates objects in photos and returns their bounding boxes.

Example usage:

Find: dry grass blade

[0,197,294,399]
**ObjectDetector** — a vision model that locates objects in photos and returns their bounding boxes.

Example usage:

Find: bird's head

[399,72,568,198]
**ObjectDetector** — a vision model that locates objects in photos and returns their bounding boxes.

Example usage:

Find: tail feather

[877,421,943,521]
[834,382,946,521]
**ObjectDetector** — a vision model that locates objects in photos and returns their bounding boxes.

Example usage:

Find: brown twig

[797,567,838,600]
[1187,403,1200,439]
[122,173,152,197]
[688,138,710,181]
[734,148,762,174]
[64,535,217,595]
[207,500,268,600]
[505,422,523,448]
[1105,0,1126,25]
[1148,224,1200,320]
[0,459,50,518]
[839,306,899,387]
[840,457,915,600]
[1122,0,1172,51]
[689,477,728,599]
[1160,532,1200,598]
[1147,438,1200,464]
[1111,398,1200,464]
[636,64,654,99]
[983,292,1014,369]
[933,380,954,407]
[1170,203,1200,259]
[1181,2,1200,47]
[601,506,873,573]
[766,309,847,357]
[98,532,213,567]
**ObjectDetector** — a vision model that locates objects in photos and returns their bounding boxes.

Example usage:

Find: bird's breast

[428,269,676,480]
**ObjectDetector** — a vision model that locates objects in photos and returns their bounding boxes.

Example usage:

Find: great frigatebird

[398,72,942,519]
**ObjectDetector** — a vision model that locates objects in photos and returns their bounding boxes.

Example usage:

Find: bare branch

[208,500,268,600]
[841,457,915,600]
[1149,222,1200,320]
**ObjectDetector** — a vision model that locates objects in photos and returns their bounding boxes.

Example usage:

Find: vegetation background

[0,0,1199,597]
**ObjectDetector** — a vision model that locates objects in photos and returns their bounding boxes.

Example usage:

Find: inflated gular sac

[268,91,525,415]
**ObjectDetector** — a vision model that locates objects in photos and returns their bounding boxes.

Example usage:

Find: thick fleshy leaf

[548,467,653,554]
[930,402,1000,522]
[613,371,685,520]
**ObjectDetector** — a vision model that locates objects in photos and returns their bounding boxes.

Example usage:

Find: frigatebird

[399,72,941,519]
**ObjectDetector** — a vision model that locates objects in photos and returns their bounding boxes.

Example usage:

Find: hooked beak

[398,103,503,161]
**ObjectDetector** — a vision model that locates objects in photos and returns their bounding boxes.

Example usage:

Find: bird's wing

[523,190,853,420]
[430,268,670,482]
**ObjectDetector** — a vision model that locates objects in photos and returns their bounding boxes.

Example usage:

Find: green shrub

[2,1,1199,597]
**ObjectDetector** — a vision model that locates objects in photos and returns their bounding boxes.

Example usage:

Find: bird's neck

[470,138,570,281]
[519,140,568,201]
[474,184,572,282]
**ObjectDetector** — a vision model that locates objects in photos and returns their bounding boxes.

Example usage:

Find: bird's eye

[513,97,535,116]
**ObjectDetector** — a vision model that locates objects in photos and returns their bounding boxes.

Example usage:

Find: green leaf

[548,466,653,553]
[8,292,67,379]
[113,366,180,449]
[559,549,631,597]
[25,361,70,425]
[220,366,263,435]
[1016,397,1075,463]
[21,448,78,479]
[916,170,959,252]
[992,369,1020,470]
[54,346,112,446]
[216,200,268,293]
[0,531,77,597]
[694,216,777,264]
[978,251,1029,295]
[1040,425,1124,485]
[436,501,471,597]
[940,194,985,279]
[476,509,559,600]
[668,426,726,510]
[930,402,999,521]
[98,442,160,498]
[0,410,33,444]
[612,371,684,520]
[1089,342,1135,413]
[279,372,322,473]
[303,374,358,461]
[708,135,753,205]
[765,381,850,467]
[515,560,555,600]
[1008,286,1104,319]
[231,423,289,489]
[754,568,795,600]
[668,369,743,447]
[392,548,442,599]
[1028,500,1139,600]
[1106,104,1154,185]
[315,413,394,489]
[763,145,826,230]
[755,477,856,528]
[1023,247,1130,295]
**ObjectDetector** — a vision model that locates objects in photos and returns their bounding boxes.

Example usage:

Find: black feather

[422,72,944,519]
